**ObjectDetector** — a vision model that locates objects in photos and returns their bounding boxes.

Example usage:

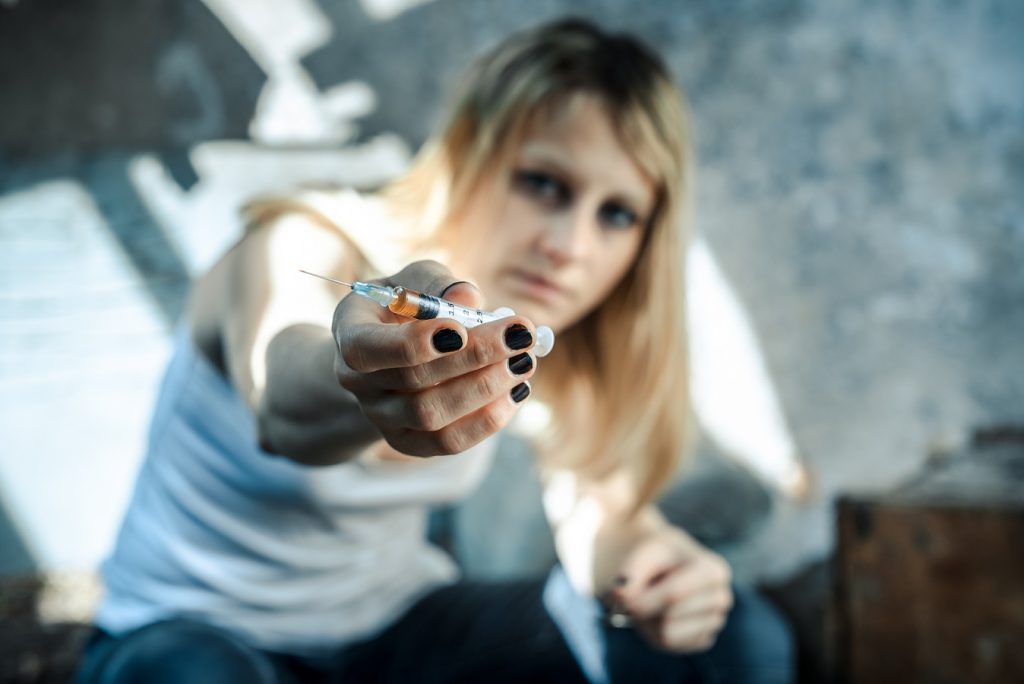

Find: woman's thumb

[438,280,486,310]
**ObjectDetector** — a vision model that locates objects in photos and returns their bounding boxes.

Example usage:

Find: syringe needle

[298,269,353,288]
[300,269,397,308]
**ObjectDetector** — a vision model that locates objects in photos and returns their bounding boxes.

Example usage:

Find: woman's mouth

[507,268,566,305]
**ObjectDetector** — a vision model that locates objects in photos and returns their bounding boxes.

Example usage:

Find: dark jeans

[76,568,793,684]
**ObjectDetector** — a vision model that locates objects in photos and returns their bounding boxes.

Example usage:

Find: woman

[78,18,793,683]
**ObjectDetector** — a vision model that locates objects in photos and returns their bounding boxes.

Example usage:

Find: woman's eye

[599,202,639,229]
[514,170,567,203]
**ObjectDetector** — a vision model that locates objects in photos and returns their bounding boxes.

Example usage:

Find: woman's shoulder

[185,188,384,375]
[244,186,413,278]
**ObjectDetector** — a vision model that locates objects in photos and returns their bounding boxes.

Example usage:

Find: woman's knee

[78,620,278,684]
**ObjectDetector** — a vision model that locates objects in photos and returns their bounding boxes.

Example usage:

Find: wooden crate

[835,434,1024,683]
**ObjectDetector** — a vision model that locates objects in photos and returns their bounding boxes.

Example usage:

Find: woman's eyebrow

[517,147,575,176]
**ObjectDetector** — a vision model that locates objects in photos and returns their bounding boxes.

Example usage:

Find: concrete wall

[1,0,1022,590]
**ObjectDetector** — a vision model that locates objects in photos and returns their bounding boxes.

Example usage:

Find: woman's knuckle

[339,343,364,372]
[408,394,442,431]
[477,401,507,435]
[477,368,504,400]
[415,364,437,389]
[398,364,427,389]
[468,339,492,368]
[397,337,421,367]
[432,429,462,455]
[336,369,357,392]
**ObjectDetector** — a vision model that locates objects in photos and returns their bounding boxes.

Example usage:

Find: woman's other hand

[608,527,734,653]
[332,260,538,457]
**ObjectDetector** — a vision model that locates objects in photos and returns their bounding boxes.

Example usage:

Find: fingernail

[504,324,532,350]
[439,280,474,298]
[432,328,463,353]
[511,382,530,403]
[508,352,533,375]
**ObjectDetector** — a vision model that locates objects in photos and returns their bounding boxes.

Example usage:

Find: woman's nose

[537,207,593,265]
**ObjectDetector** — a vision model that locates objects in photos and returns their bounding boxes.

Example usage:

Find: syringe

[300,270,555,357]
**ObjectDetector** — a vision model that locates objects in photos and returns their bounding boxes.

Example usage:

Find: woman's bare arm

[192,211,539,465]
[212,212,382,465]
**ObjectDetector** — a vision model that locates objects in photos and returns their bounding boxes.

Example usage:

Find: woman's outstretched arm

[199,211,540,466]
[205,211,382,465]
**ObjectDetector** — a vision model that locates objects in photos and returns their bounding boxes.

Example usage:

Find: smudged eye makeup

[514,170,568,204]
[598,202,639,229]
[512,168,642,230]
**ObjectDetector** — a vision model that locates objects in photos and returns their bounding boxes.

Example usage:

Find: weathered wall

[0,0,264,150]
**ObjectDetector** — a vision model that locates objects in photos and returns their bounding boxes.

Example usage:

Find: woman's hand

[331,260,538,457]
[607,526,734,653]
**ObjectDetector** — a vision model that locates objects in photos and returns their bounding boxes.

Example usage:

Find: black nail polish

[508,352,533,375]
[432,329,463,353]
[504,324,532,350]
[511,382,530,403]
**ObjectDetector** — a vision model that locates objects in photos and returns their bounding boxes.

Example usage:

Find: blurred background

[1,0,1022,681]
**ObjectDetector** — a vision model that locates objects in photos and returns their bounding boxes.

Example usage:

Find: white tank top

[96,190,496,656]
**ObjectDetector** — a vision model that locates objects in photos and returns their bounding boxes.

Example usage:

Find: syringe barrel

[389,286,554,357]
[389,287,496,327]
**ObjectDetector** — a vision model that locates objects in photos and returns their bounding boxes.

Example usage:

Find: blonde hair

[387,19,695,507]
[251,19,695,508]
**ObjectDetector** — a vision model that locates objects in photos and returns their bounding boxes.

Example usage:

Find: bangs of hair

[429,20,685,234]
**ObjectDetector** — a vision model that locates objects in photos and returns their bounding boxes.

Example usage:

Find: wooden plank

[835,440,1024,683]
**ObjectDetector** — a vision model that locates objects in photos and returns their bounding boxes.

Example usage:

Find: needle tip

[298,269,352,288]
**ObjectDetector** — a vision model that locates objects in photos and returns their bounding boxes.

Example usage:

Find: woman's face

[450,94,656,333]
